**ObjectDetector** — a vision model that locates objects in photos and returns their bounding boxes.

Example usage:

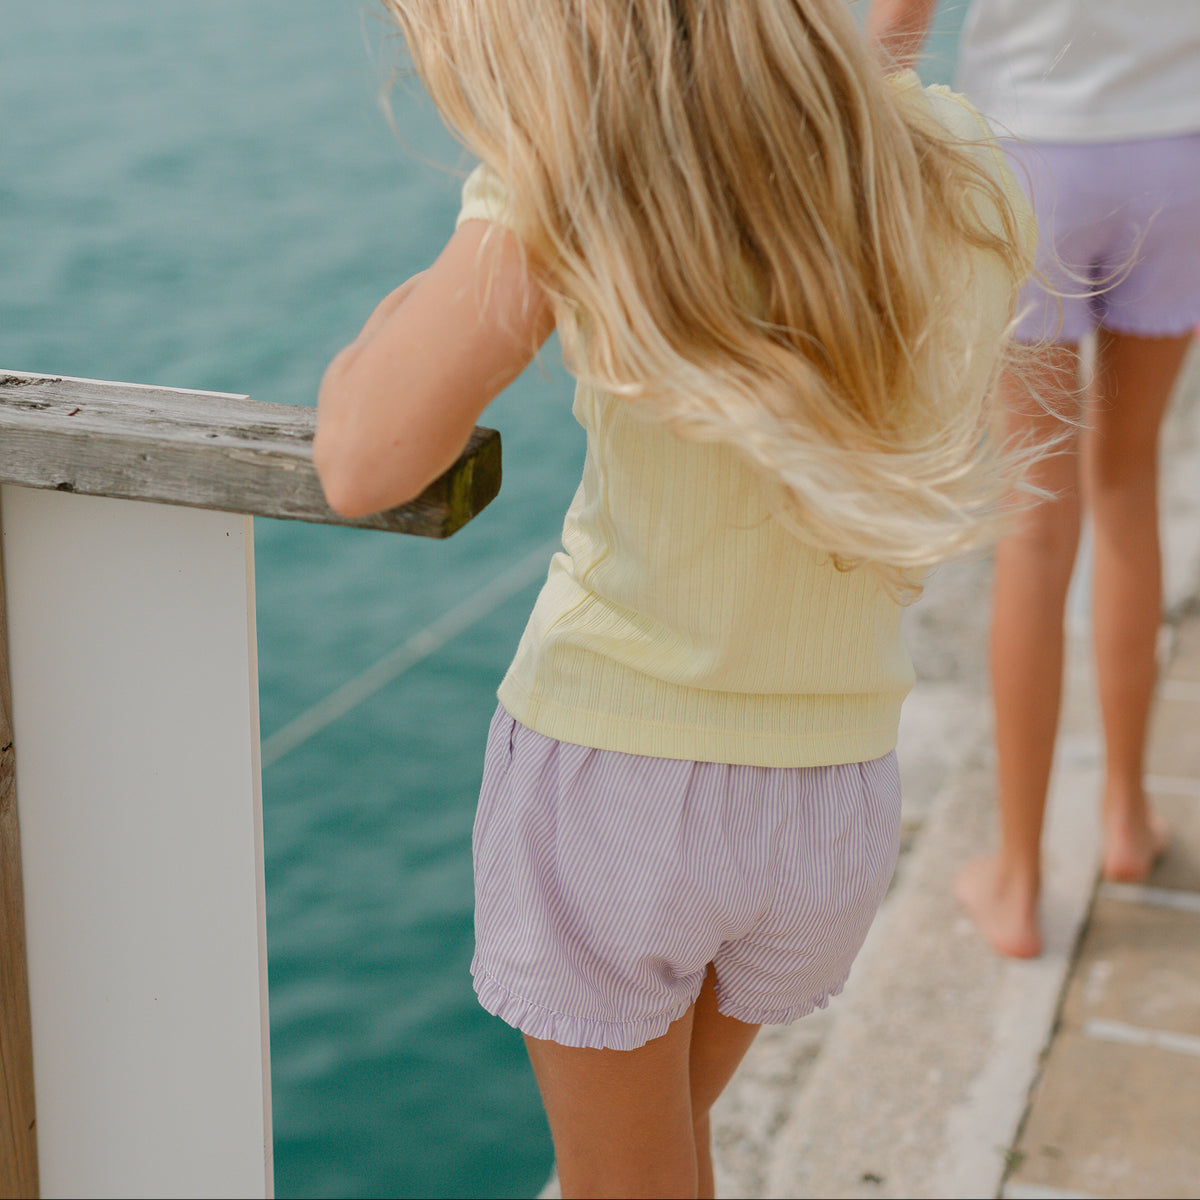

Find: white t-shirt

[955,0,1200,141]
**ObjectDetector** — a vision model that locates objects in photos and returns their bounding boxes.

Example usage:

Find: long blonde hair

[381,0,1034,594]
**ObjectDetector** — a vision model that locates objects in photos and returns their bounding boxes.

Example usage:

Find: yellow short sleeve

[455,163,514,229]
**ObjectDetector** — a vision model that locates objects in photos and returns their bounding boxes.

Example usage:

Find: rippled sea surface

[4,3,576,1195]
[1,4,960,1196]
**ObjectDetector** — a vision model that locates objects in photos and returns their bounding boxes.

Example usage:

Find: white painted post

[0,371,500,1198]
[0,485,272,1200]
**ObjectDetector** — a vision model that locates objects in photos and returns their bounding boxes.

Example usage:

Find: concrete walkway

[712,340,1200,1200]
[1002,613,1200,1200]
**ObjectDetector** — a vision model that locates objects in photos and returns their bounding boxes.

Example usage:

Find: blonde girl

[314,2,1034,1196]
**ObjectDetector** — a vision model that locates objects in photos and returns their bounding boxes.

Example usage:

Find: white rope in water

[260,538,559,768]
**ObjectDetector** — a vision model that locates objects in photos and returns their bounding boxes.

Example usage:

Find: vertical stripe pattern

[471,706,901,1050]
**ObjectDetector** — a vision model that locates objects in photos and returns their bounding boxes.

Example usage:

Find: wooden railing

[0,371,502,1199]
[0,373,500,537]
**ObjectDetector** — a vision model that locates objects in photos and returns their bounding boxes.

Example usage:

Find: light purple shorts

[470,705,901,1050]
[1008,132,1200,343]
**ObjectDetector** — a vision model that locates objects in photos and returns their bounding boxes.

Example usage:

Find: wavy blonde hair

[380,0,1035,594]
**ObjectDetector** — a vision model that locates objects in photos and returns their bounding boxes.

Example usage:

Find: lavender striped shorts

[471,705,901,1051]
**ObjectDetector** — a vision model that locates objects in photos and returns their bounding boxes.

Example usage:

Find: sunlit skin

[314,220,554,519]
[523,966,760,1200]
[956,332,1184,958]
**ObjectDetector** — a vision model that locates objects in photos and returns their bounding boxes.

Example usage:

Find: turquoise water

[2,4,962,1196]
[3,4,575,1196]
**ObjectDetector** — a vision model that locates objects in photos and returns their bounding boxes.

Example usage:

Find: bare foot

[953,855,1042,959]
[1102,808,1169,883]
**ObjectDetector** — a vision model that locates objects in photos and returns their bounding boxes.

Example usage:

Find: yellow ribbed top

[458,80,1027,766]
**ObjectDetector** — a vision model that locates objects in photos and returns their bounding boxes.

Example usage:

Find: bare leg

[687,967,761,1199]
[1084,328,1189,880]
[956,344,1083,959]
[523,965,759,1200]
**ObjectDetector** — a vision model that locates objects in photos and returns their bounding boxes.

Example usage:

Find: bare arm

[314,220,555,518]
[866,0,940,71]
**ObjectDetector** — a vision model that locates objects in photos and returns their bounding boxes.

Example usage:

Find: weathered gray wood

[0,501,39,1200]
[0,373,501,538]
